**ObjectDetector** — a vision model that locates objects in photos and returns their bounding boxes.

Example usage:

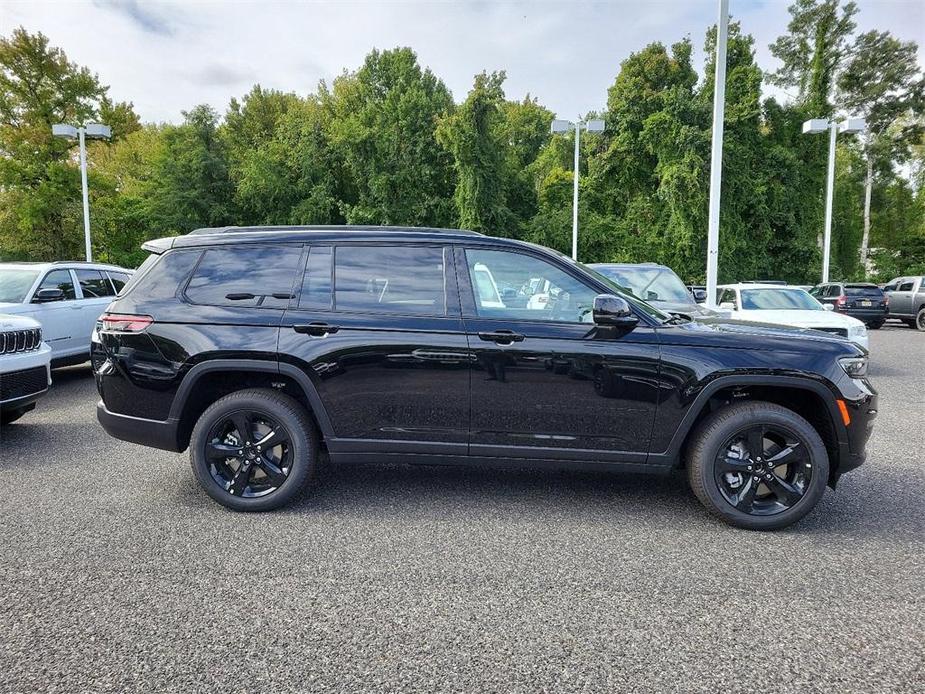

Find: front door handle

[293,322,340,337]
[478,330,525,344]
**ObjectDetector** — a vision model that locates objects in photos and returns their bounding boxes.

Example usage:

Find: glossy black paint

[94,227,877,485]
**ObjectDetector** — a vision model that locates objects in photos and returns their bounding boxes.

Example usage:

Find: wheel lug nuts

[747,466,752,471]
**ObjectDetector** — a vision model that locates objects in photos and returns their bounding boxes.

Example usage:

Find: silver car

[0,261,133,366]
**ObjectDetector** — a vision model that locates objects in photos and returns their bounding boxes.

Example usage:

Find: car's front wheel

[686,401,829,530]
[189,388,318,511]
[916,307,925,332]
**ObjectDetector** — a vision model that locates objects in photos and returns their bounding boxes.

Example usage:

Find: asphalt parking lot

[1,324,923,693]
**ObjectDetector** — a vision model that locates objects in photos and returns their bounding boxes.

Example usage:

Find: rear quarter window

[185,245,302,308]
[120,250,202,301]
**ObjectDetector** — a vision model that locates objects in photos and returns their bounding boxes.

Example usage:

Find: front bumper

[832,376,877,482]
[1,343,52,411]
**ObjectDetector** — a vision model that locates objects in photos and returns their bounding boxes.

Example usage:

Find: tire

[686,401,829,530]
[903,319,917,329]
[867,321,883,330]
[916,307,925,332]
[189,388,319,511]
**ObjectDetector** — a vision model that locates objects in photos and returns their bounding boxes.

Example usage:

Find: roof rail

[187,225,484,237]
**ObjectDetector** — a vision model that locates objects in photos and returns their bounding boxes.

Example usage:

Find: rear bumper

[96,401,183,452]
[840,308,888,322]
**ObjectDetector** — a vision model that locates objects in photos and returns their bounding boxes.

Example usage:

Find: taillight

[100,314,153,332]
[884,296,890,306]
[835,295,847,307]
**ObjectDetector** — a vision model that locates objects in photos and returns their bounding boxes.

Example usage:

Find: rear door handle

[293,322,340,337]
[478,330,525,344]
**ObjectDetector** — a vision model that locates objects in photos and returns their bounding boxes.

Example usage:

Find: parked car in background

[810,282,889,329]
[882,276,925,331]
[94,225,876,530]
[1,313,51,424]
[717,284,869,350]
[0,261,133,366]
[589,263,718,320]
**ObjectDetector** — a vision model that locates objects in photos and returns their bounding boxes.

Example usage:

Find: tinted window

[186,245,301,308]
[898,281,914,292]
[465,249,596,323]
[845,286,883,297]
[299,245,332,310]
[76,269,116,298]
[107,271,131,293]
[37,269,76,300]
[126,251,200,301]
[823,285,840,297]
[334,245,447,316]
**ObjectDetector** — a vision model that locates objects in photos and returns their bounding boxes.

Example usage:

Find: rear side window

[37,269,76,300]
[120,250,201,301]
[299,245,332,310]
[334,245,447,316]
[185,245,301,308]
[75,269,116,298]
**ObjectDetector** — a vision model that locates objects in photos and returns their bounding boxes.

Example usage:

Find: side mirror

[33,288,65,303]
[719,301,736,310]
[593,294,638,329]
[822,303,834,311]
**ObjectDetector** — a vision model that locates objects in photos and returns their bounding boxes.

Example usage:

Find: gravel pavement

[1,324,923,693]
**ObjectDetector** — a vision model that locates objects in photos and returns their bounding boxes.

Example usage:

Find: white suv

[1,313,51,424]
[0,261,132,366]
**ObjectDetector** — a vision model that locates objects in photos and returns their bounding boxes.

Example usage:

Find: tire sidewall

[692,405,829,530]
[190,390,315,511]
[916,308,925,332]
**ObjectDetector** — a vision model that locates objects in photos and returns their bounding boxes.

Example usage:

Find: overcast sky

[4,0,923,124]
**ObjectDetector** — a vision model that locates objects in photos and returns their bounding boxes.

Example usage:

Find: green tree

[837,30,924,276]
[327,48,456,227]
[437,71,513,233]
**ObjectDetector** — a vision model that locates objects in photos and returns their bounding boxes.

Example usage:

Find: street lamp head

[84,123,112,140]
[802,119,830,135]
[585,119,605,133]
[52,124,78,140]
[839,117,866,135]
[551,119,573,133]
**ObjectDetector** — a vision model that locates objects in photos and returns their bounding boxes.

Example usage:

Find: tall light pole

[705,0,729,308]
[52,122,112,262]
[802,117,866,283]
[551,117,605,261]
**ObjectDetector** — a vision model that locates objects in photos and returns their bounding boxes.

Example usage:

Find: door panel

[30,269,84,357]
[458,246,660,461]
[280,243,470,449]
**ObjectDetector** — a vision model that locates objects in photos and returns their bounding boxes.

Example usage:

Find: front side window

[185,245,301,308]
[75,269,116,298]
[334,245,447,316]
[898,281,914,292]
[36,269,76,301]
[464,249,596,323]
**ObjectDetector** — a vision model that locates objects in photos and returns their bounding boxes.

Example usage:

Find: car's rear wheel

[867,320,883,329]
[686,401,829,530]
[189,388,318,511]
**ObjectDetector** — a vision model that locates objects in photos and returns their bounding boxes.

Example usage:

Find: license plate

[860,300,871,307]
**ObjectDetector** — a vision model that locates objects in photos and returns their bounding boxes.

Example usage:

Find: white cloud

[4,0,923,123]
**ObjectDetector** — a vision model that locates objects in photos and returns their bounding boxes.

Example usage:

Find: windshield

[740,288,822,311]
[0,268,40,303]
[593,266,692,303]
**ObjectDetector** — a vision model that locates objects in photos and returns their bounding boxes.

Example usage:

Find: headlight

[839,356,868,378]
[849,324,867,337]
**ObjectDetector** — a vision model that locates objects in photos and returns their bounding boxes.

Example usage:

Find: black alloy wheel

[205,411,292,498]
[686,401,829,530]
[189,388,318,511]
[713,424,812,516]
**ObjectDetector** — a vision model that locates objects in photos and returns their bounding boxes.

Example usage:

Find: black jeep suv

[93,226,877,530]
